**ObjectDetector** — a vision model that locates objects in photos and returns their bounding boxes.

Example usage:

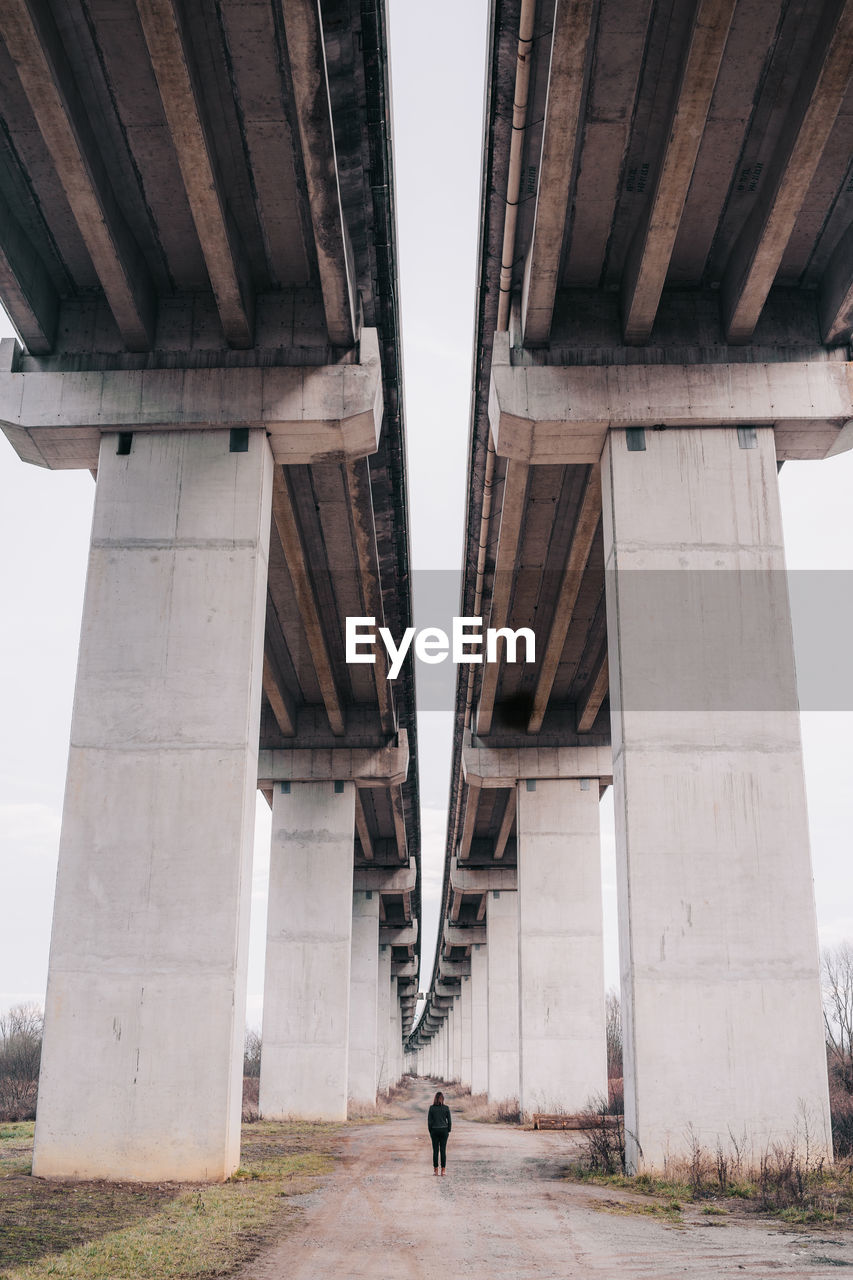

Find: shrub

[0,1002,43,1121]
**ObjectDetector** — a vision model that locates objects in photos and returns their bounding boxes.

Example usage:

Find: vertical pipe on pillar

[348,891,380,1109]
[259,781,356,1122]
[33,430,273,1183]
[517,778,607,1118]
[486,891,519,1104]
[602,424,831,1170]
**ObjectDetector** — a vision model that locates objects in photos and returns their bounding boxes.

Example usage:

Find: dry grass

[569,1133,853,1226]
[0,1118,342,1279]
[438,1084,521,1125]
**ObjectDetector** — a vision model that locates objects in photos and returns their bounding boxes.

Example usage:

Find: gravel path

[240,1080,853,1279]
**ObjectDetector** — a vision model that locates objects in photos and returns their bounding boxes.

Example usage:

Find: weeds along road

[238,1079,853,1280]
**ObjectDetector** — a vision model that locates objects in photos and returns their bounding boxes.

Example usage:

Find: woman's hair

[433,1091,444,1105]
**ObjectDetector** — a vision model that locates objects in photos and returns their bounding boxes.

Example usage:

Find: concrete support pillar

[471,943,489,1095]
[348,891,380,1109]
[260,781,356,1121]
[602,425,832,1169]
[389,976,400,1087]
[486,890,519,1103]
[460,975,473,1088]
[33,429,272,1182]
[517,778,607,1118]
[452,1000,463,1083]
[376,945,392,1095]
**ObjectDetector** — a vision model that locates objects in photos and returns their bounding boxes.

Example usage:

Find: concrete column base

[471,943,489,1095]
[603,425,832,1170]
[486,889,519,1105]
[348,891,380,1109]
[32,429,272,1182]
[259,781,355,1121]
[376,946,392,1095]
[517,779,607,1118]
[460,975,473,1088]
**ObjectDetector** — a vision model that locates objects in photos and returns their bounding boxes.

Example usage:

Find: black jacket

[427,1103,452,1133]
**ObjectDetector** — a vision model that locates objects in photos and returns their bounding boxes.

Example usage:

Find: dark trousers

[430,1129,449,1168]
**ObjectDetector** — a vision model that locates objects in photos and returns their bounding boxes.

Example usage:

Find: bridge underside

[411,0,849,1170]
[0,0,419,1179]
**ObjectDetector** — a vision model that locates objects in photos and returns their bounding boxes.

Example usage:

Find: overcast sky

[1,0,851,1026]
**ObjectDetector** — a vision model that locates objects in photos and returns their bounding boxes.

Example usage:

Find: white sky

[1,0,852,1026]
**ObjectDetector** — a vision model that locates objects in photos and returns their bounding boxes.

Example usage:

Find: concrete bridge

[407,0,853,1171]
[0,0,419,1180]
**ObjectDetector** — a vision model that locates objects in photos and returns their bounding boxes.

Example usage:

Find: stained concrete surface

[239,1080,853,1279]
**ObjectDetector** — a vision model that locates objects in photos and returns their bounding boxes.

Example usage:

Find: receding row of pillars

[410,425,834,1171]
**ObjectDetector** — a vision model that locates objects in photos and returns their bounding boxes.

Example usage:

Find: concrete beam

[457,776,481,862]
[488,333,853,464]
[0,191,58,354]
[528,467,601,732]
[0,0,154,351]
[435,982,460,999]
[257,730,408,788]
[393,960,417,979]
[390,784,408,864]
[443,922,487,948]
[493,787,517,861]
[380,920,418,946]
[262,642,296,738]
[450,859,518,895]
[344,458,395,733]
[353,859,416,894]
[135,0,254,348]
[722,0,853,344]
[476,458,529,735]
[521,0,595,345]
[279,0,356,346]
[271,465,344,737]
[0,329,384,471]
[819,222,853,346]
[463,742,612,787]
[438,958,471,979]
[621,0,737,344]
[577,649,609,733]
[354,790,374,861]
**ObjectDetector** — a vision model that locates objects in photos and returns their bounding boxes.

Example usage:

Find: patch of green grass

[592,1195,685,1225]
[0,1120,342,1280]
[701,1205,728,1216]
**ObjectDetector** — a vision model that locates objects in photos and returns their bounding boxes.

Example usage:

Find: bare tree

[605,987,622,1082]
[823,942,853,1091]
[243,1027,262,1078]
[0,1002,43,1120]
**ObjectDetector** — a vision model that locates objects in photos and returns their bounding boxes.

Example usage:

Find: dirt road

[240,1079,853,1280]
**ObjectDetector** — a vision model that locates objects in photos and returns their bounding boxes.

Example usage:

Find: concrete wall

[602,424,832,1169]
[33,429,272,1181]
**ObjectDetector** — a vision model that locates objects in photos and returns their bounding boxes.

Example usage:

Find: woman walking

[427,1090,452,1176]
